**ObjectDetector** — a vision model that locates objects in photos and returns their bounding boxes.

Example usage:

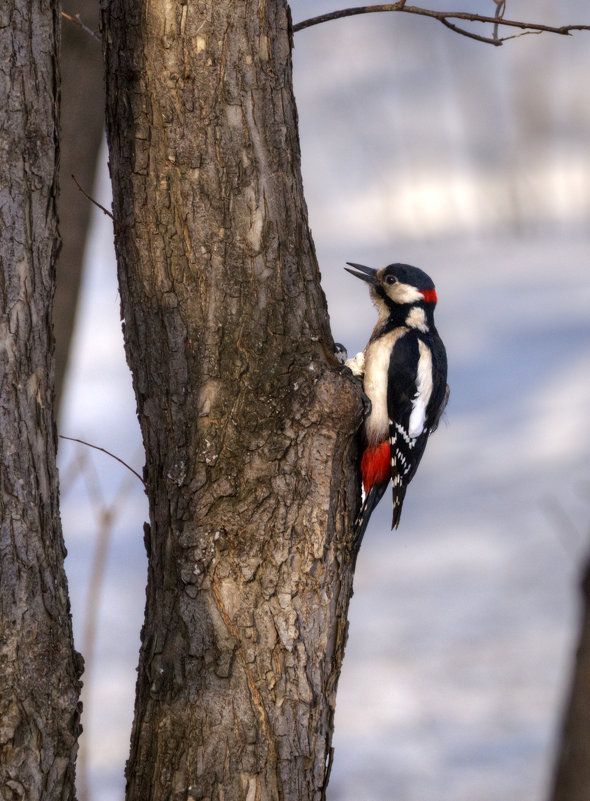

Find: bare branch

[292,4,590,47]
[61,11,100,41]
[438,17,500,46]
[294,3,406,32]
[59,435,145,486]
[71,174,115,221]
[499,29,544,44]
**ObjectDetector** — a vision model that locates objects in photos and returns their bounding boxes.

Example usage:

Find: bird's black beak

[344,262,378,285]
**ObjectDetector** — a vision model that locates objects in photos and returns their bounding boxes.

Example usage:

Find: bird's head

[345,262,437,305]
[345,261,438,330]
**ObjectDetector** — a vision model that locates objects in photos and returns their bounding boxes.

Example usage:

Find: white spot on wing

[408,340,433,437]
[394,421,415,448]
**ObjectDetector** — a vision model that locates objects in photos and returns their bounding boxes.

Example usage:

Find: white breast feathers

[363,329,407,444]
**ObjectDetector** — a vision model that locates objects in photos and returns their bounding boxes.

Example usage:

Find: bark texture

[550,560,590,801]
[0,1,82,799]
[54,0,104,412]
[101,1,362,799]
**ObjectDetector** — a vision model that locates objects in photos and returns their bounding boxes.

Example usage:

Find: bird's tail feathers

[391,481,407,529]
[353,482,388,550]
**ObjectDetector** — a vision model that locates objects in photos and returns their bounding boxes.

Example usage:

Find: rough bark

[550,558,590,801]
[101,1,362,799]
[0,1,82,799]
[54,0,104,412]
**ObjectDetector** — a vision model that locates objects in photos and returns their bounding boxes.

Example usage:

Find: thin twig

[61,11,101,41]
[294,3,406,32]
[439,17,499,46]
[501,29,544,44]
[71,174,115,221]
[293,4,590,48]
[59,435,145,486]
[492,0,506,43]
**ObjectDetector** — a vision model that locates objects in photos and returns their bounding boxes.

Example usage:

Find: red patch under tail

[361,441,391,494]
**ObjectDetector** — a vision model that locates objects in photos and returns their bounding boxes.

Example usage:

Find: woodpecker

[345,261,448,542]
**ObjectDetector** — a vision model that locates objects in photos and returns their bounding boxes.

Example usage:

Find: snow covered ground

[58,4,590,799]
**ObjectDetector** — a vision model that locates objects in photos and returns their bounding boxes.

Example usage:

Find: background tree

[54,0,104,411]
[0,1,81,797]
[550,562,590,801]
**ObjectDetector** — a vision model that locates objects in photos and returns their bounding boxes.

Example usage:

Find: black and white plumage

[344,261,449,543]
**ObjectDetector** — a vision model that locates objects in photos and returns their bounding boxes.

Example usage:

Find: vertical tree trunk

[550,559,590,801]
[101,1,362,799]
[0,1,82,798]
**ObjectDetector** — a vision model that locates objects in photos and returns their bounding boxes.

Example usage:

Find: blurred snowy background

[58,2,590,799]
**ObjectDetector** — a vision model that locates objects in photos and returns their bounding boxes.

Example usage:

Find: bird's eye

[384,275,398,285]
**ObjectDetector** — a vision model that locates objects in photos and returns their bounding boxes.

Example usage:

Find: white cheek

[389,282,423,304]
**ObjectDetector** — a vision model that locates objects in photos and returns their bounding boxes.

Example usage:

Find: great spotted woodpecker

[345,262,448,541]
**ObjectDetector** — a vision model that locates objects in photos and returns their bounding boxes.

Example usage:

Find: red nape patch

[361,442,391,493]
[420,288,438,304]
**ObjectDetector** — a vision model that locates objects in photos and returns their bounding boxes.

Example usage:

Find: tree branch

[59,435,145,485]
[71,173,126,229]
[71,174,114,220]
[61,11,100,41]
[292,4,590,47]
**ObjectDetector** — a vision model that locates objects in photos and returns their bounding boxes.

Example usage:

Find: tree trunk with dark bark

[101,1,362,799]
[0,1,82,798]
[550,558,590,801]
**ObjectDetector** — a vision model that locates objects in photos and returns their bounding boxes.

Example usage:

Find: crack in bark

[210,571,281,797]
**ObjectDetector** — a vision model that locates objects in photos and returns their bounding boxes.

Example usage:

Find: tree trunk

[101,1,362,799]
[550,558,590,801]
[54,0,105,413]
[0,1,82,798]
